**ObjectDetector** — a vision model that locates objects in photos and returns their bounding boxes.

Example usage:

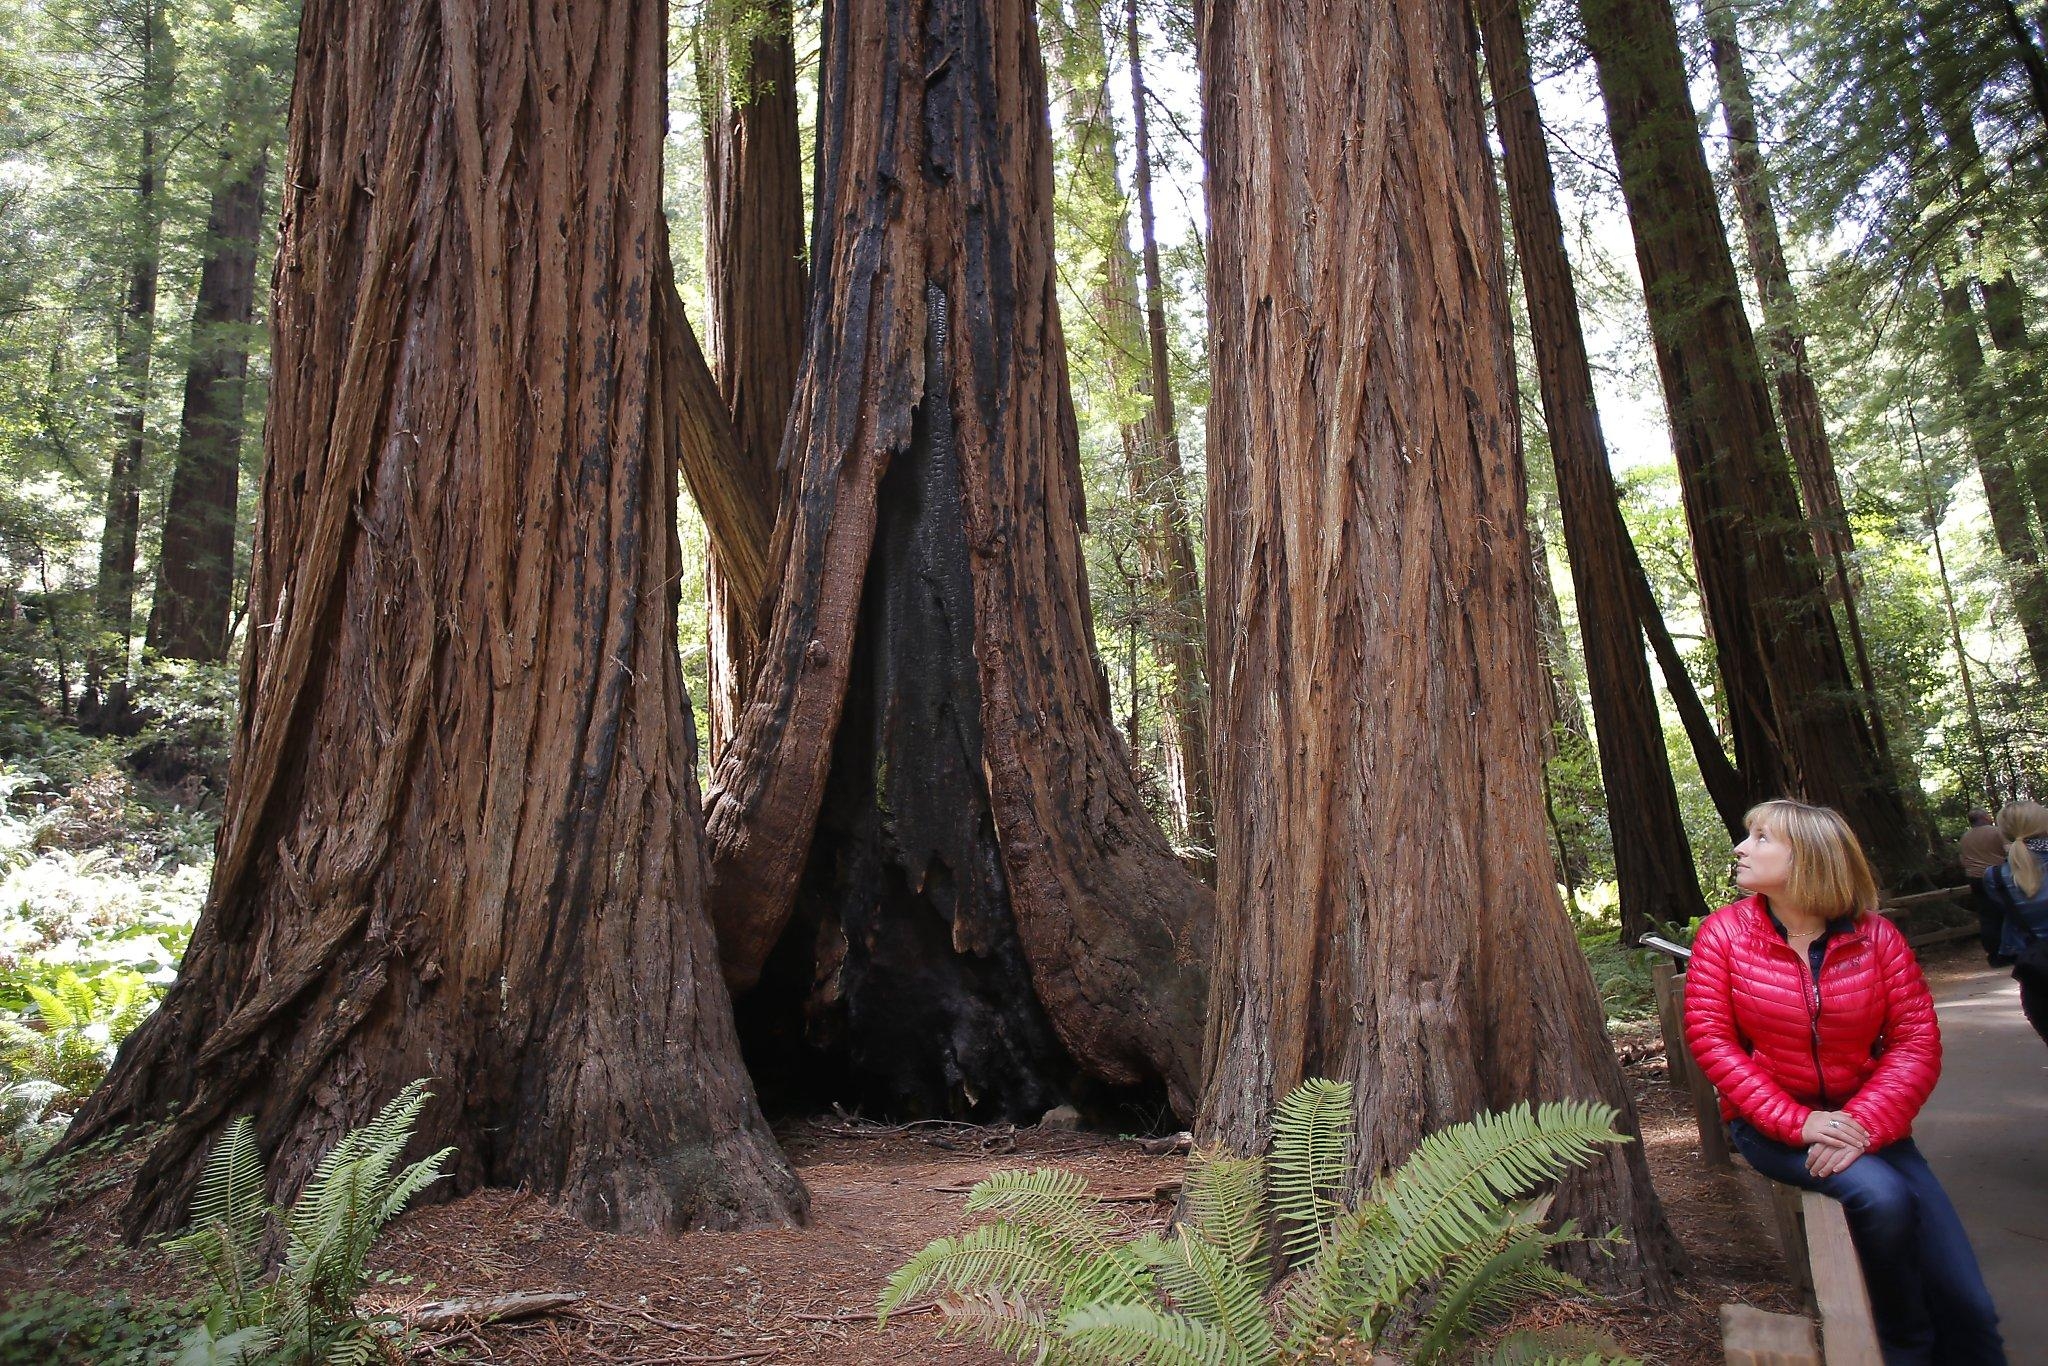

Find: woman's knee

[1824,1159,1916,1235]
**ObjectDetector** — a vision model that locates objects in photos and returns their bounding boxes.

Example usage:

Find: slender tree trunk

[1578,0,1929,882]
[1628,543,1747,836]
[704,0,1211,1118]
[699,0,807,754]
[1197,0,1682,1293]
[1047,0,1213,853]
[1908,408,1998,799]
[1122,0,1213,858]
[91,2,171,723]
[1700,0,1885,756]
[1523,487,1592,747]
[1480,0,1706,940]
[148,151,268,663]
[1934,267,2048,682]
[66,0,806,1240]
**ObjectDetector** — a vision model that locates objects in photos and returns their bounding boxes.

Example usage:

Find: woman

[1684,799,2003,1365]
[1983,801,2048,1045]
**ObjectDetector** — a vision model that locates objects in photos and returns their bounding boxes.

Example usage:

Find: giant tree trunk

[699,0,807,754]
[1479,0,1705,941]
[1700,0,1884,755]
[1197,0,1683,1295]
[704,0,1211,1119]
[147,151,267,663]
[66,0,806,1240]
[1578,0,1930,883]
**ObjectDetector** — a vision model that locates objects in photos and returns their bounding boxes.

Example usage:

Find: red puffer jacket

[1684,895,1940,1149]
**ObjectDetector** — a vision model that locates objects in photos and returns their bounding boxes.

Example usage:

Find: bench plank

[1802,1191,1883,1366]
[1721,1303,1820,1366]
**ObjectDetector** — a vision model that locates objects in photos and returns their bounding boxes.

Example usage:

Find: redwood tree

[698,0,807,752]
[1578,0,1930,881]
[88,0,173,722]
[147,149,267,663]
[704,0,1211,1119]
[1701,0,1884,753]
[1198,0,1682,1293]
[67,0,805,1239]
[1479,0,1705,940]
[1045,0,1212,856]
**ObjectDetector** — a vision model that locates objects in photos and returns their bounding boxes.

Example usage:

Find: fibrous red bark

[704,0,1210,1119]
[67,0,805,1239]
[1197,0,1683,1293]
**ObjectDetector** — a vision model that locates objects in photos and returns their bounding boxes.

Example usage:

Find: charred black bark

[738,292,1079,1118]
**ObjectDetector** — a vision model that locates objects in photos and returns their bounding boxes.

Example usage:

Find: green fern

[170,1079,450,1365]
[1269,1077,1351,1262]
[1281,1101,1623,1353]
[884,1081,1638,1366]
[1181,1154,1266,1284]
[1133,1232,1273,1362]
[1057,1300,1232,1366]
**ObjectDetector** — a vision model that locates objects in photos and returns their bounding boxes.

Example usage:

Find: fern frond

[968,1167,1121,1249]
[24,983,75,1030]
[375,1148,453,1224]
[1270,1078,1352,1262]
[880,1222,1080,1321]
[1057,1300,1233,1366]
[188,1116,269,1253]
[934,1286,1076,1363]
[166,1116,271,1319]
[1182,1154,1267,1286]
[1349,1101,1621,1307]
[1277,1201,1399,1352]
[1135,1233,1274,1364]
[320,1320,383,1366]
[1403,1227,1587,1365]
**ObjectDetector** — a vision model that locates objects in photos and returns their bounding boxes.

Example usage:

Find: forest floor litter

[6,956,1955,1364]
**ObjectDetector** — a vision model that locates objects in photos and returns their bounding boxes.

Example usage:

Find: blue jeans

[1731,1119,2004,1365]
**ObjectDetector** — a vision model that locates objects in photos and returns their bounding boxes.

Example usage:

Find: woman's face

[1733,822,1792,899]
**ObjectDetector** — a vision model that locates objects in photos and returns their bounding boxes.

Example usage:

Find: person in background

[1983,802,2048,1046]
[1959,809,2011,966]
[1686,798,2003,1366]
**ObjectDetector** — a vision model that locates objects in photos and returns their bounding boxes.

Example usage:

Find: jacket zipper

[1800,935,1839,1108]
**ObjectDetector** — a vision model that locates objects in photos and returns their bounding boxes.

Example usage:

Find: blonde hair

[1744,799,1879,922]
[1996,801,2048,896]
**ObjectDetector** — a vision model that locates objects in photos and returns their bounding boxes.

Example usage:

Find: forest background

[0,0,2042,1307]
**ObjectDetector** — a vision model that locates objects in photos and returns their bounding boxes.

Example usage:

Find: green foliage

[1,968,154,1101]
[0,1124,130,1233]
[0,1288,194,1365]
[881,1080,1635,1366]
[166,1079,452,1365]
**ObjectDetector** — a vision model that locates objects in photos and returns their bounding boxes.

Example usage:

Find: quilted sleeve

[1842,921,1941,1149]
[1683,916,1813,1146]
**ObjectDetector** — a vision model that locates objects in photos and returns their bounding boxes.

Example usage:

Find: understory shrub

[881,1079,1638,1365]
[169,1078,451,1365]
